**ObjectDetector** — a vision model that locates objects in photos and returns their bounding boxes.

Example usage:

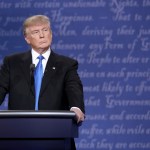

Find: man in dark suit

[0,15,85,149]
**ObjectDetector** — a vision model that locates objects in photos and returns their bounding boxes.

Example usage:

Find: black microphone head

[30,64,35,71]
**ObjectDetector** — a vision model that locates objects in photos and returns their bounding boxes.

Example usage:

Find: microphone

[30,64,35,86]
[28,64,35,98]
[30,64,35,74]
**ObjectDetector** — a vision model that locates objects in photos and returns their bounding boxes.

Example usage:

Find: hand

[70,107,85,123]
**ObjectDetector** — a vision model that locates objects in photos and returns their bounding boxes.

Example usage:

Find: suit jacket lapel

[20,51,34,95]
[40,51,57,96]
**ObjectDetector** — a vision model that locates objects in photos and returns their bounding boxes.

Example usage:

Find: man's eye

[32,31,39,34]
[43,28,48,32]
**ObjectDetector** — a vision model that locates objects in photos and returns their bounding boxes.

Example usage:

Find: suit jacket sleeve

[64,59,85,113]
[0,57,9,104]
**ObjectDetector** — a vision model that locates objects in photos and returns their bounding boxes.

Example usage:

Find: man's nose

[39,30,44,37]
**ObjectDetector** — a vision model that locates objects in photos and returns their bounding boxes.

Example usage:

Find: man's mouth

[39,41,46,45]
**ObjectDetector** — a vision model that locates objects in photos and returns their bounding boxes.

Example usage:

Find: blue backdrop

[0,0,150,149]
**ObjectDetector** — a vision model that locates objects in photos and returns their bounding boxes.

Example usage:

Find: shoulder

[52,51,78,66]
[4,50,30,60]
[3,51,31,64]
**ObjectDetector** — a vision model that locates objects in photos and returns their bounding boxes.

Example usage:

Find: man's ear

[24,36,30,44]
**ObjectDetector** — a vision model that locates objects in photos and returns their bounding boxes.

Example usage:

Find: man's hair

[23,15,51,36]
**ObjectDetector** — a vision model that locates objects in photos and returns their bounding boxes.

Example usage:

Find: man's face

[25,23,52,54]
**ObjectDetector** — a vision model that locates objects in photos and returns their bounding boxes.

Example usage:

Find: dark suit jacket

[0,50,85,113]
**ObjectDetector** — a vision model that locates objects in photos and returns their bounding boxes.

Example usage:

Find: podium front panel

[0,111,78,138]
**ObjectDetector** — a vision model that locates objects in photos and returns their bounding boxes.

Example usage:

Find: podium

[0,110,78,150]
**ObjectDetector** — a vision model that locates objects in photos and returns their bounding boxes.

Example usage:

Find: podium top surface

[0,110,76,118]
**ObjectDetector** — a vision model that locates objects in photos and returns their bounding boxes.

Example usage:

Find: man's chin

[37,47,49,54]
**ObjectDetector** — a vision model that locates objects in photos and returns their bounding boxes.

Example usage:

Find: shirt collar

[31,48,51,62]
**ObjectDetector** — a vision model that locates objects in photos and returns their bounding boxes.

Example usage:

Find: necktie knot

[37,55,44,61]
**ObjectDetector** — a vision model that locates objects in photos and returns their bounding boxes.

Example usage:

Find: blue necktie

[34,55,44,110]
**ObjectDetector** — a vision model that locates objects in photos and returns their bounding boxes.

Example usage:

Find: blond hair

[23,15,51,36]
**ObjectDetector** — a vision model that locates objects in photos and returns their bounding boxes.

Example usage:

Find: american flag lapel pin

[52,67,56,70]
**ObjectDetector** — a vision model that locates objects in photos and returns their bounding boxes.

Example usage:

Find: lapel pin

[52,67,56,70]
